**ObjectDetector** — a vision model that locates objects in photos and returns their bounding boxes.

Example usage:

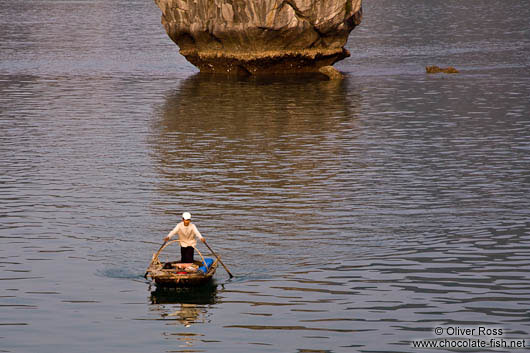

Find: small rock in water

[426,66,459,74]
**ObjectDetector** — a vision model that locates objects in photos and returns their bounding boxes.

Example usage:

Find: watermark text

[411,326,527,350]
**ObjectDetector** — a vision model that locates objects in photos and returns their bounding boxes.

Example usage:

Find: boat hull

[153,273,215,287]
[148,261,218,288]
[145,241,219,288]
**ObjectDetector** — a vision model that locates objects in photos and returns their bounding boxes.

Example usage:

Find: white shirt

[166,221,203,247]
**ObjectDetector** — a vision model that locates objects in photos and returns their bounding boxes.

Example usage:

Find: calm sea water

[1,1,529,352]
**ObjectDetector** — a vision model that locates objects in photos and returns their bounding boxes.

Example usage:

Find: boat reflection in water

[149,283,219,349]
[150,282,218,306]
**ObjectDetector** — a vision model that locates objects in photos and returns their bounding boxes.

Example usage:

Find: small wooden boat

[145,240,218,287]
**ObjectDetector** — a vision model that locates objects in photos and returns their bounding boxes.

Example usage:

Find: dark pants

[180,246,194,263]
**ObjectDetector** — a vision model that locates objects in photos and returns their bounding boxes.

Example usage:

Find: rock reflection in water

[153,73,359,141]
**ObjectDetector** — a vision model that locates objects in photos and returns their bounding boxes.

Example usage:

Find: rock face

[154,0,362,74]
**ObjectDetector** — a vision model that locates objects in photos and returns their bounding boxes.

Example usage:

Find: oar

[203,240,233,278]
[144,241,167,279]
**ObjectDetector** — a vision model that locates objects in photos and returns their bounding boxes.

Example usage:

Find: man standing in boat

[164,212,206,263]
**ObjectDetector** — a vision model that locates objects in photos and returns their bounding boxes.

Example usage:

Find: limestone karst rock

[154,0,362,74]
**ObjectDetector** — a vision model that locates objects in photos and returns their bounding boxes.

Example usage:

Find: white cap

[182,212,191,220]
